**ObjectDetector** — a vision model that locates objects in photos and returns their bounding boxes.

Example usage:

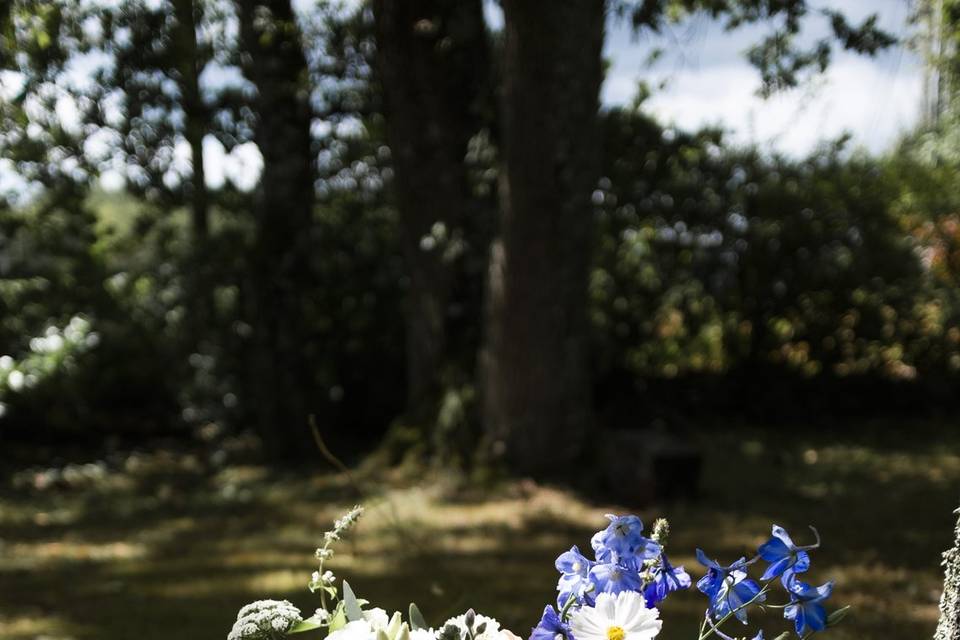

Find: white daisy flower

[327,620,377,640]
[327,609,408,640]
[364,608,392,630]
[410,628,440,640]
[570,591,662,640]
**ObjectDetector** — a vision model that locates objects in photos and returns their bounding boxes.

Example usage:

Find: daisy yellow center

[606,626,626,640]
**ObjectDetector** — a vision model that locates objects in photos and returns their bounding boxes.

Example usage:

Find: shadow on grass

[1,420,956,639]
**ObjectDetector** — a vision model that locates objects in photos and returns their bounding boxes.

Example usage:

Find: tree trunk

[482,0,604,475]
[172,0,212,346]
[372,0,488,421]
[237,0,317,459]
[936,506,960,640]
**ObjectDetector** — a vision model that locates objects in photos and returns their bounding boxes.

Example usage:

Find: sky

[599,0,923,155]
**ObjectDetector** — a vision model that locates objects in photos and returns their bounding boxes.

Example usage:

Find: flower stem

[559,594,578,622]
[701,614,737,640]
[796,526,821,552]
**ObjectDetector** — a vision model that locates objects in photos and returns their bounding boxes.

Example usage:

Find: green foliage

[613,0,895,95]
[592,103,960,412]
[409,604,428,631]
[0,0,957,452]
[0,194,101,350]
[0,316,97,417]
[0,0,410,449]
[827,605,851,627]
[343,581,364,622]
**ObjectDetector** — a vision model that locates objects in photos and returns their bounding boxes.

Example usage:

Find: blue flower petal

[793,606,806,636]
[697,549,722,570]
[557,546,593,575]
[590,530,609,561]
[816,581,834,600]
[668,565,692,590]
[637,538,662,560]
[530,606,569,640]
[644,556,691,607]
[698,572,720,598]
[771,525,796,549]
[784,604,798,623]
[789,580,814,599]
[784,579,834,636]
[729,578,764,623]
[805,603,828,632]
[758,537,791,563]
[589,562,641,595]
[761,556,793,581]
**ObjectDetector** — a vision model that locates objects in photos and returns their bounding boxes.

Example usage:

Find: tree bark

[172,0,212,346]
[936,506,960,640]
[482,0,604,475]
[237,0,317,459]
[372,0,488,420]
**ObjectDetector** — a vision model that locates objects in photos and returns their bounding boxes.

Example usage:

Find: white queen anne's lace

[227,599,303,640]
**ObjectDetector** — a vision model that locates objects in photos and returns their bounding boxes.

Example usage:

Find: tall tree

[481,0,895,475]
[371,0,489,421]
[0,0,248,347]
[171,0,214,340]
[482,0,605,475]
[236,0,318,458]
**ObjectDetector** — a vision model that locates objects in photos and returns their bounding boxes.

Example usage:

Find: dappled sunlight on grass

[0,423,956,639]
[0,612,83,640]
[4,539,146,567]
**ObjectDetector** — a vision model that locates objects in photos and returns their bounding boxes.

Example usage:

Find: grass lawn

[0,421,956,639]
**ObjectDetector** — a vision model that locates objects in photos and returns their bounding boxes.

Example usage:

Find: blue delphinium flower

[589,561,642,595]
[696,549,745,599]
[697,550,764,623]
[713,569,764,623]
[758,526,812,585]
[591,515,661,567]
[642,553,692,607]
[556,545,595,606]
[784,580,834,636]
[529,605,572,640]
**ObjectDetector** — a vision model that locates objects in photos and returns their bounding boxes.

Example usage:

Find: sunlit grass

[0,612,84,640]
[0,421,955,639]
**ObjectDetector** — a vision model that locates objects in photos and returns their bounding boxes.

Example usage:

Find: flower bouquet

[228,507,848,640]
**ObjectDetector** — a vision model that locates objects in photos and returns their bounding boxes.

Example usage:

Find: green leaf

[770,633,790,640]
[289,617,327,634]
[827,605,851,627]
[409,603,428,631]
[342,580,364,622]
[328,603,348,632]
